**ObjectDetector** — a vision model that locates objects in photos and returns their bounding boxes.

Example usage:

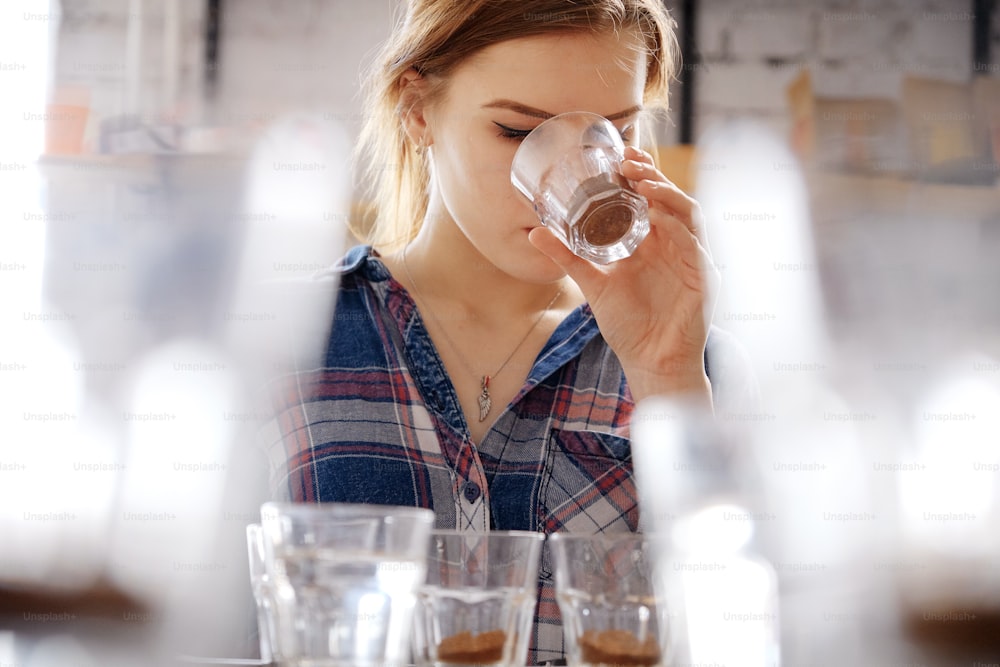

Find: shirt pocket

[538,429,639,585]
[536,428,640,575]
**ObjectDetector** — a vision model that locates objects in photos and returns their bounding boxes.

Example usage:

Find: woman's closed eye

[493,121,634,142]
[493,122,533,141]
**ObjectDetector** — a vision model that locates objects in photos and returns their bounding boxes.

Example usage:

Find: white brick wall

[906,11,974,82]
[696,4,731,60]
[53,0,205,130]
[729,6,814,59]
[691,0,986,142]
[50,0,395,153]
[816,8,897,61]
[810,62,902,99]
[50,0,995,150]
[216,0,395,143]
[697,61,803,113]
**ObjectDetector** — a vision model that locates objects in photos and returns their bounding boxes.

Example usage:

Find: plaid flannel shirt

[264,245,756,665]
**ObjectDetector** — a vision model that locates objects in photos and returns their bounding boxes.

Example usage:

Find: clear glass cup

[245,523,275,663]
[411,530,545,667]
[510,111,650,264]
[549,533,671,667]
[630,399,782,667]
[259,502,435,667]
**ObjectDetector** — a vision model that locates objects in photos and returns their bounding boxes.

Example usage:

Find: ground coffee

[567,173,637,248]
[578,628,661,665]
[437,629,507,664]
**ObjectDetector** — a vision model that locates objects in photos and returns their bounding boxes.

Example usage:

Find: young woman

[268,1,756,662]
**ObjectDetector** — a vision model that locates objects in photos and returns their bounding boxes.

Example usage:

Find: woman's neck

[393,209,581,327]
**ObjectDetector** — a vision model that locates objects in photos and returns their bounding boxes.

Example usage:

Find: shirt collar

[321,244,391,282]
[337,243,602,388]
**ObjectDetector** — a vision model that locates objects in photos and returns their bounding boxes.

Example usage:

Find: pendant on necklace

[477,375,492,422]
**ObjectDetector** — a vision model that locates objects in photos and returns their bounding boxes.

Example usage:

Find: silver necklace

[401,247,563,422]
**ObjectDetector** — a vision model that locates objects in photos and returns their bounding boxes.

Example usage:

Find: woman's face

[421,30,647,282]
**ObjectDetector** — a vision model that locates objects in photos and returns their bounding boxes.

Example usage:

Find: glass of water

[259,502,435,667]
[549,533,671,667]
[510,111,650,264]
[411,530,545,667]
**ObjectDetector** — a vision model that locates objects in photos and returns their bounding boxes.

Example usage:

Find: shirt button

[462,481,481,503]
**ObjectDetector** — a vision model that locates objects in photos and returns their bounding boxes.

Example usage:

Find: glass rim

[510,110,619,163]
[260,501,435,522]
[429,529,544,541]
[547,532,665,544]
[514,109,613,138]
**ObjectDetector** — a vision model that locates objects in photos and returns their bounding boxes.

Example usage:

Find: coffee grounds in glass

[437,629,507,664]
[578,628,661,666]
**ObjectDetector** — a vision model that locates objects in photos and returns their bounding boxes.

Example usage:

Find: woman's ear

[398,69,433,148]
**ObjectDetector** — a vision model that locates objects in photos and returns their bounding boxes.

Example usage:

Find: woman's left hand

[528,145,720,406]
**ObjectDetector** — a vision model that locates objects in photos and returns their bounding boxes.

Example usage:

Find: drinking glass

[245,523,275,663]
[630,398,781,667]
[510,111,649,264]
[411,530,545,667]
[549,533,671,667]
[259,502,435,667]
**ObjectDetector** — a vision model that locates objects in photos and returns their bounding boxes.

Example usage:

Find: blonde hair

[353,0,680,253]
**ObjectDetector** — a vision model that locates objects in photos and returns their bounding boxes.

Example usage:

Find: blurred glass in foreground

[259,502,434,667]
[244,523,274,664]
[632,398,780,667]
[680,102,1000,664]
[0,1,356,664]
